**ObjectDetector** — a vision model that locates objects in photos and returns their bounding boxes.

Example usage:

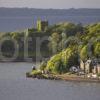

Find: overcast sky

[0,0,100,9]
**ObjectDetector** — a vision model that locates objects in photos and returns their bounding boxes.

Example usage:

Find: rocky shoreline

[26,72,61,80]
[26,72,100,83]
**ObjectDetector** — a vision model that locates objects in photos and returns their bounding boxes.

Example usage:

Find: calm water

[0,15,100,32]
[0,62,100,100]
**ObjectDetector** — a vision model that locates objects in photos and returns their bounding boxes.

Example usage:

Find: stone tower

[37,18,48,32]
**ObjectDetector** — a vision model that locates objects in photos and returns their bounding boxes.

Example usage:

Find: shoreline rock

[26,72,61,80]
[26,72,100,83]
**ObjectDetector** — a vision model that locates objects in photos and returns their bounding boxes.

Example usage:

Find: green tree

[48,32,61,54]
[80,45,88,61]
[94,42,100,58]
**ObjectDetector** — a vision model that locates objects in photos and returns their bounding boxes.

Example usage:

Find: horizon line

[0,7,100,10]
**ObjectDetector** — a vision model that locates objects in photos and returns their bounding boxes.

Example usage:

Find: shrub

[30,70,42,76]
[40,61,47,71]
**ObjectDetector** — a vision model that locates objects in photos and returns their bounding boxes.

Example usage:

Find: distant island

[0,16,100,82]
[18,19,100,82]
[26,20,100,82]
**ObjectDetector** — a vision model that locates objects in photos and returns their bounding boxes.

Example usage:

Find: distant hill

[0,8,100,32]
[0,8,100,17]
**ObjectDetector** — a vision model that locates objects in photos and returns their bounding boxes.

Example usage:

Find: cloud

[0,0,100,8]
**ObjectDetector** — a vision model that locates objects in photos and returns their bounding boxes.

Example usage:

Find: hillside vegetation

[0,22,100,65]
[40,23,100,74]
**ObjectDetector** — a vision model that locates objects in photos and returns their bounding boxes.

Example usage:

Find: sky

[0,0,100,9]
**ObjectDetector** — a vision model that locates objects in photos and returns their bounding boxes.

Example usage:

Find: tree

[59,32,67,51]
[94,42,100,58]
[80,45,88,61]
[45,45,79,74]
[48,32,61,54]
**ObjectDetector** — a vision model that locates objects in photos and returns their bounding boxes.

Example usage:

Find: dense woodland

[0,22,100,73]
